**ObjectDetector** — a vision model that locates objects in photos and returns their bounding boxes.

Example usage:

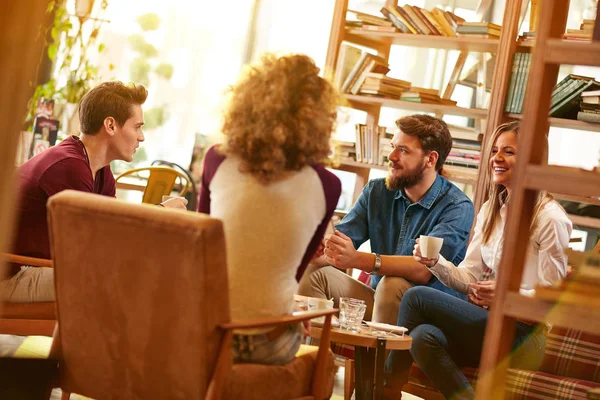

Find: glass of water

[339,297,367,332]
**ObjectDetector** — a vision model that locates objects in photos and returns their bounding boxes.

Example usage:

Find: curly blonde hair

[220,53,339,184]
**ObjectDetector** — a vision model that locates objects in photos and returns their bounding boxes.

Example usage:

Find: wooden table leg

[354,346,375,400]
[374,338,386,400]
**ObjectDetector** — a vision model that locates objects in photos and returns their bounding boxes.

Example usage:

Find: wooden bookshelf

[477,1,600,397]
[523,165,600,199]
[344,94,488,119]
[552,193,600,206]
[508,113,600,132]
[502,292,600,335]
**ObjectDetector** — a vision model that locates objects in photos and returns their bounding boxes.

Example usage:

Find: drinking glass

[339,297,367,332]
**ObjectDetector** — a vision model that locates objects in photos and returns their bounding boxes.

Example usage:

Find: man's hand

[468,280,495,308]
[324,230,358,270]
[160,197,188,210]
[413,238,438,267]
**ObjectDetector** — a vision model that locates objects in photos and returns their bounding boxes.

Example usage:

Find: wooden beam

[473,0,523,213]
[476,0,570,398]
[0,0,52,279]
[324,0,350,81]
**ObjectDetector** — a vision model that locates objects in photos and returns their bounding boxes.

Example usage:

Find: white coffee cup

[419,235,444,259]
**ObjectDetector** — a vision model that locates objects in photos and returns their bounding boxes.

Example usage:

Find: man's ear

[103,117,117,136]
[427,151,439,169]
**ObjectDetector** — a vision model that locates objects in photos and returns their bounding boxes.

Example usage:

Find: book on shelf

[504,53,532,114]
[413,5,441,35]
[581,90,600,104]
[349,58,391,95]
[401,5,430,35]
[354,124,390,165]
[347,9,393,27]
[550,75,600,118]
[577,111,600,123]
[456,33,500,39]
[380,6,413,34]
[358,24,399,33]
[341,52,388,93]
[420,8,446,36]
[333,43,363,90]
[453,138,482,151]
[448,124,483,141]
[430,8,456,36]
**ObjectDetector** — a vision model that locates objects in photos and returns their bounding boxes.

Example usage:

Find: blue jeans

[385,286,546,400]
[232,323,302,365]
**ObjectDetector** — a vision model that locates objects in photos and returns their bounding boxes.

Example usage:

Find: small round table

[310,325,412,400]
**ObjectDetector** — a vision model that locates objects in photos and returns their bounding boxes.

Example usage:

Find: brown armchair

[47,190,336,400]
[0,253,56,336]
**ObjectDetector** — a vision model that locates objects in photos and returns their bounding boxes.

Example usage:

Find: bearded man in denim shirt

[298,114,474,325]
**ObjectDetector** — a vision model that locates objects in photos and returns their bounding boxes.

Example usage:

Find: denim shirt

[335,175,474,299]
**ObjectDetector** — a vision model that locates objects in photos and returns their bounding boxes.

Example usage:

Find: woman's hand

[413,238,438,267]
[160,197,188,210]
[468,280,496,308]
[324,230,358,270]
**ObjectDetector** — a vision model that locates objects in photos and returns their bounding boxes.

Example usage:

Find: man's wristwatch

[368,253,381,275]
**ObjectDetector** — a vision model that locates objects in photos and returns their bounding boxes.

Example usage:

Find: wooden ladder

[475,0,600,398]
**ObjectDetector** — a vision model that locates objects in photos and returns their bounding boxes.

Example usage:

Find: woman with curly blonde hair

[198,53,342,365]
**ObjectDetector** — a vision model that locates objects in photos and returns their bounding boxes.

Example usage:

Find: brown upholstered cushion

[223,348,335,400]
[48,191,229,400]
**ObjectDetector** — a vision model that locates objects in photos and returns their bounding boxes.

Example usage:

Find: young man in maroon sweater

[2,81,187,302]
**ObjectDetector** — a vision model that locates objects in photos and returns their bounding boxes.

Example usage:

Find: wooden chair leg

[344,358,355,400]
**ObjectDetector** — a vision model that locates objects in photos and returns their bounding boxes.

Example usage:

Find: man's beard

[385,160,427,190]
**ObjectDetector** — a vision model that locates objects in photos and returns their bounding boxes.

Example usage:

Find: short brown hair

[395,115,452,170]
[220,53,339,184]
[79,81,148,135]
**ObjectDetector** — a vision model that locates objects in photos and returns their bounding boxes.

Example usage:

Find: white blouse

[429,199,572,296]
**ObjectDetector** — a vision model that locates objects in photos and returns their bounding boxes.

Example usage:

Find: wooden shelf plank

[568,214,600,229]
[344,94,488,119]
[524,165,600,199]
[552,193,600,206]
[503,292,600,335]
[344,29,501,53]
[544,39,600,66]
[508,113,600,133]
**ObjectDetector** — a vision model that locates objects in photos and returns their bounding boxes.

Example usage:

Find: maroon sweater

[11,136,115,274]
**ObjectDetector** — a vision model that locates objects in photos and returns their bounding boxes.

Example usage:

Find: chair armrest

[218,309,338,331]
[1,253,53,268]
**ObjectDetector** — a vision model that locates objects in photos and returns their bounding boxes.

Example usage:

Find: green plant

[127,12,174,129]
[27,0,109,125]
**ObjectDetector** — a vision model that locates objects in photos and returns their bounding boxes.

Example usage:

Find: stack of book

[446,125,482,170]
[400,87,457,106]
[504,52,532,114]
[358,73,411,98]
[518,31,536,42]
[550,75,600,118]
[456,22,501,39]
[577,90,600,123]
[563,19,595,41]
[354,124,392,166]
[332,140,357,163]
[335,47,391,94]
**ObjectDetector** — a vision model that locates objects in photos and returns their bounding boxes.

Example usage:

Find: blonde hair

[220,53,339,184]
[481,121,554,244]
